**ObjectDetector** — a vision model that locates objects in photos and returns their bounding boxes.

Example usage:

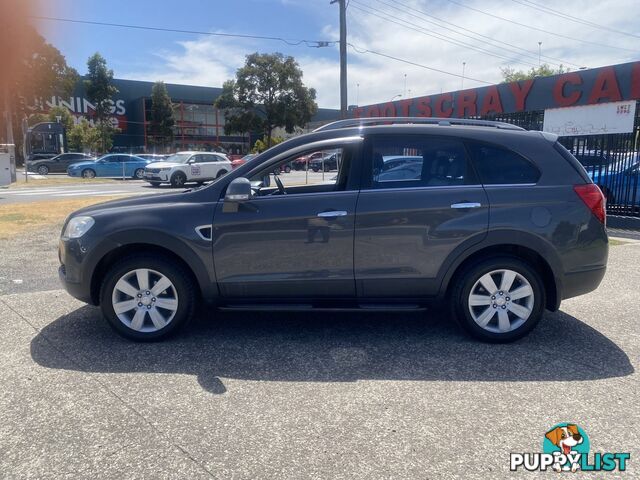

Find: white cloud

[120,0,640,108]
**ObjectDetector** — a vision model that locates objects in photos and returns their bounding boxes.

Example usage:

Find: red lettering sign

[588,67,622,103]
[553,73,582,107]
[434,93,453,117]
[479,86,503,116]
[381,102,396,117]
[416,97,432,117]
[509,80,534,111]
[398,99,413,116]
[457,90,477,117]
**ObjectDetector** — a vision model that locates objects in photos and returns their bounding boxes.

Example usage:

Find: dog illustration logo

[543,423,590,472]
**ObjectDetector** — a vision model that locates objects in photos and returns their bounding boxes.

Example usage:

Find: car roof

[174,151,222,155]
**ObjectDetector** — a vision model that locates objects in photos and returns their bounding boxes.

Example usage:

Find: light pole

[356,82,360,106]
[538,41,542,66]
[461,62,466,89]
[403,73,407,98]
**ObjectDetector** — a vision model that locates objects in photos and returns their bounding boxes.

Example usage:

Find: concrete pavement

[0,223,638,478]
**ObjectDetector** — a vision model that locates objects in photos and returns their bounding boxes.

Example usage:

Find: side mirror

[225,177,252,202]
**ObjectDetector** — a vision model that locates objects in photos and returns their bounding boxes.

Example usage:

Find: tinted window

[369,136,477,188]
[468,143,540,184]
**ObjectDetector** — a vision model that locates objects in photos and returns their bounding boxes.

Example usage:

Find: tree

[84,53,118,152]
[47,105,75,132]
[252,135,285,153]
[501,64,567,83]
[68,118,101,153]
[1,24,78,162]
[148,81,175,150]
[216,53,317,148]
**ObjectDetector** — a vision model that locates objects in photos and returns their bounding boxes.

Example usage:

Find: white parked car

[143,151,232,187]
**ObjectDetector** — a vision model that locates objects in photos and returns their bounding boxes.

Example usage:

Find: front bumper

[58,235,116,305]
[144,171,169,182]
[67,170,81,177]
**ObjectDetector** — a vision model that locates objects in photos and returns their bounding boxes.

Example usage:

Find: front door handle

[317,210,348,218]
[451,202,482,209]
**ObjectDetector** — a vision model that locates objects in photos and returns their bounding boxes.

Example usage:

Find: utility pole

[331,0,348,118]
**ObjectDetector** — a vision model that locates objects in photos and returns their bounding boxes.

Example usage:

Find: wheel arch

[439,233,562,311]
[89,238,215,305]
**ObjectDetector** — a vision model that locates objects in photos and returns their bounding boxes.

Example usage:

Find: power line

[376,0,582,68]
[350,2,540,68]
[443,0,640,54]
[31,16,337,48]
[347,42,494,85]
[511,0,640,39]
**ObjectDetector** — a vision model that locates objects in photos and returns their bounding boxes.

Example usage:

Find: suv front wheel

[451,257,544,343]
[99,255,196,341]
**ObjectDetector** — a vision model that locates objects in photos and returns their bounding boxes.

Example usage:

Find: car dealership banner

[543,100,637,136]
[351,61,640,119]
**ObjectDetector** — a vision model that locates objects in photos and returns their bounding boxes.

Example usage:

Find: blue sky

[35,0,640,108]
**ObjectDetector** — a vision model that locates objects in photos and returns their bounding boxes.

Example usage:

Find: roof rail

[314,116,525,132]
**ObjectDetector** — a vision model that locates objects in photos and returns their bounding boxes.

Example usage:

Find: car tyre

[99,254,197,341]
[170,171,187,188]
[82,169,96,179]
[133,168,145,179]
[312,167,319,172]
[149,182,161,188]
[284,165,291,173]
[216,170,227,178]
[450,256,545,343]
[37,165,49,175]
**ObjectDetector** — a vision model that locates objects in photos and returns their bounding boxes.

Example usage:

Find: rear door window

[367,136,478,189]
[467,142,540,185]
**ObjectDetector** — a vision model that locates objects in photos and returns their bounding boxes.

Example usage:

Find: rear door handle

[450,202,482,209]
[317,210,348,218]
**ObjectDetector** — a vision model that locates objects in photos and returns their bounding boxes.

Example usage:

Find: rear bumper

[561,265,607,301]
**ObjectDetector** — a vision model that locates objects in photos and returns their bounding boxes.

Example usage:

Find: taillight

[574,184,606,224]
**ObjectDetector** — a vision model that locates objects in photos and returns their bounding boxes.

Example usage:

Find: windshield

[162,153,192,164]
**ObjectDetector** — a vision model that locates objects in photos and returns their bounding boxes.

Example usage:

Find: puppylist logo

[510,423,630,473]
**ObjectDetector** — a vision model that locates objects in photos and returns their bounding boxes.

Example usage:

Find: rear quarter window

[467,142,541,185]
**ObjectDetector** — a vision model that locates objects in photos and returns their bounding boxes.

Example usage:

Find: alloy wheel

[467,269,534,333]
[111,268,179,333]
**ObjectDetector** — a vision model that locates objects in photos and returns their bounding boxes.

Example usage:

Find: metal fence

[482,102,640,217]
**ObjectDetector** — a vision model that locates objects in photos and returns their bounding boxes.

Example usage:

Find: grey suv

[58,117,608,343]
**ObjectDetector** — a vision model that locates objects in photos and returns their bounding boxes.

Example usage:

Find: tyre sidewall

[170,172,186,187]
[452,257,545,343]
[100,256,195,341]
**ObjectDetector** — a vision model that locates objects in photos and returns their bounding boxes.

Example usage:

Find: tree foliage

[68,119,101,153]
[1,24,78,161]
[215,53,317,148]
[148,81,175,150]
[84,53,119,152]
[252,136,285,153]
[46,106,75,132]
[501,64,567,83]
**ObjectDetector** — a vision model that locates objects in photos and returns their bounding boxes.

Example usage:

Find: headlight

[63,216,95,239]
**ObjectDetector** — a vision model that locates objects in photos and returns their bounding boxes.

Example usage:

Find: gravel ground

[0,225,638,479]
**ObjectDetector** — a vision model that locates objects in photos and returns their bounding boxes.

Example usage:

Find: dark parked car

[309,152,340,172]
[28,153,94,175]
[59,117,607,343]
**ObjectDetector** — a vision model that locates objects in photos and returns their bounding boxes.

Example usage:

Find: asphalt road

[0,180,179,205]
[0,221,638,479]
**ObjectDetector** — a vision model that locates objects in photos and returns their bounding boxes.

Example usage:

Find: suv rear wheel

[451,257,544,343]
[99,255,196,341]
